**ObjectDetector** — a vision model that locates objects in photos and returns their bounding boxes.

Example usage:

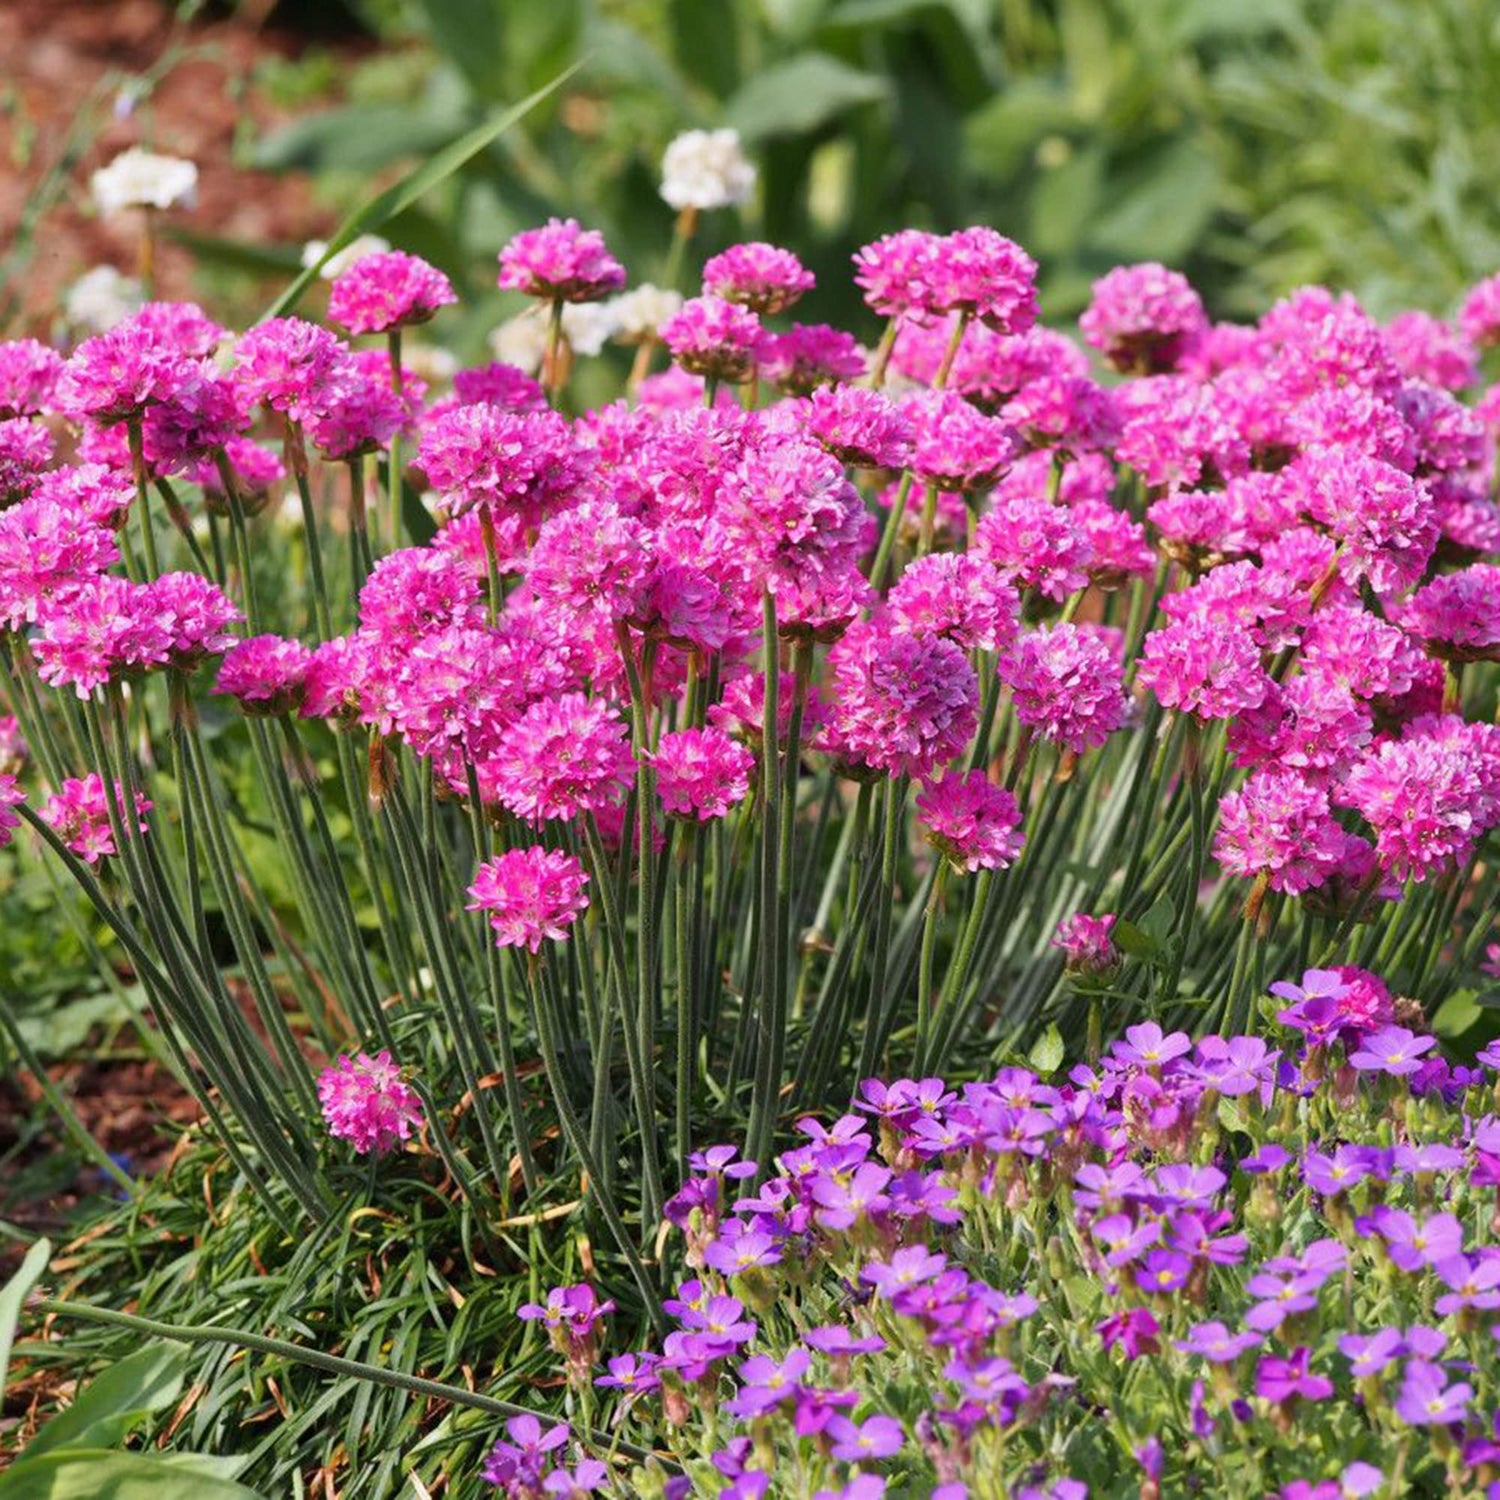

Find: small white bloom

[488,309,548,373]
[275,490,304,532]
[606,283,683,342]
[64,265,145,334]
[301,233,392,280]
[401,342,459,384]
[90,147,198,217]
[660,128,757,212]
[560,301,619,358]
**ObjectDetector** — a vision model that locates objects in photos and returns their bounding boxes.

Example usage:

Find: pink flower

[1459,272,1500,348]
[497,218,626,302]
[1136,617,1270,721]
[1403,564,1500,663]
[448,360,547,413]
[215,634,314,716]
[916,770,1025,871]
[661,295,763,384]
[1294,448,1436,594]
[0,338,63,418]
[306,365,407,461]
[802,386,913,469]
[1000,624,1128,753]
[0,419,55,506]
[484,692,634,823]
[973,495,1092,602]
[327,250,456,335]
[132,301,226,359]
[39,773,151,865]
[468,846,590,952]
[853,230,943,320]
[927,226,1039,334]
[1385,311,1476,391]
[31,575,171,697]
[53,322,186,424]
[0,773,25,850]
[143,571,240,669]
[316,1049,422,1155]
[1080,262,1207,373]
[702,242,814,316]
[827,617,978,778]
[887,552,1019,654]
[1214,769,1348,895]
[651,728,754,821]
[417,405,586,526]
[1053,913,1118,973]
[906,389,1017,492]
[756,324,864,394]
[233,318,349,423]
[1002,374,1120,455]
[527,497,654,619]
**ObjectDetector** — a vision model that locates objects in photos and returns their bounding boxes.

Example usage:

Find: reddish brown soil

[0,0,364,332]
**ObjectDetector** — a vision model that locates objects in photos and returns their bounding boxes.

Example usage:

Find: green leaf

[410,0,508,99]
[0,1238,50,1397]
[261,64,582,323]
[724,54,889,141]
[1216,1095,1248,1134]
[23,1343,186,1459]
[1110,918,1159,962]
[0,1450,266,1500]
[1028,1024,1065,1076]
[668,0,741,98]
[250,101,470,174]
[1087,135,1221,263]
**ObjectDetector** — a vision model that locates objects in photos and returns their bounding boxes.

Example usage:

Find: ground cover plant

[1,100,1500,1496]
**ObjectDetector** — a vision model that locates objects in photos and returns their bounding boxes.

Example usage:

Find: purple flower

[1111,1021,1192,1068]
[1097,1307,1160,1358]
[1394,1360,1472,1426]
[826,1413,906,1461]
[1338,1328,1405,1377]
[1434,1253,1500,1315]
[1255,1347,1333,1404]
[860,1246,948,1295]
[594,1352,660,1394]
[1348,1025,1438,1076]
[1368,1207,1464,1271]
[1177,1321,1261,1363]
[1136,1249,1192,1295]
[703,1228,784,1276]
[1301,1145,1376,1195]
[724,1348,811,1418]
[804,1325,887,1358]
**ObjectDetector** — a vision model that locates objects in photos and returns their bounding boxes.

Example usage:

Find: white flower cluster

[301,234,392,280]
[65,266,145,334]
[659,128,757,212]
[489,284,684,369]
[90,147,198,217]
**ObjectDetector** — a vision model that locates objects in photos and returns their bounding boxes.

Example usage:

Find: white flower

[301,234,392,280]
[660,128,756,212]
[401,343,459,384]
[605,284,683,342]
[90,147,198,217]
[488,309,548,373]
[64,265,145,333]
[560,301,619,358]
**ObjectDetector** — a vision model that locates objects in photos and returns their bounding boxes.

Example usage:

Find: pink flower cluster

[316,1050,423,1155]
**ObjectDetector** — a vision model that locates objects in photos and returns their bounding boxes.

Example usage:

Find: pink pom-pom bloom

[651,728,754,821]
[327,250,456,335]
[916,770,1025,872]
[39,773,152,866]
[660,295,763,384]
[467,847,590,952]
[1404,564,1500,663]
[449,360,548,413]
[144,571,240,670]
[1080,262,1207,373]
[0,338,63,418]
[1136,617,1270,722]
[1214,769,1347,896]
[417,405,584,526]
[906,389,1017,493]
[0,419,54,507]
[215,634,314,716]
[1459,272,1500,349]
[316,1050,422,1155]
[1000,623,1128,753]
[233,318,349,424]
[973,495,1092,603]
[756,324,865,395]
[828,618,978,779]
[702,242,814,316]
[30,575,171,698]
[497,218,626,303]
[482,693,634,824]
[0,773,24,850]
[53,322,186,424]
[1385,311,1476,390]
[853,227,1037,333]
[1053,913,1118,974]
[887,552,1019,654]
[803,385,913,469]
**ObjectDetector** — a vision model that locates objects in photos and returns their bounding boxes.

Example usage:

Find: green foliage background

[252,0,1500,333]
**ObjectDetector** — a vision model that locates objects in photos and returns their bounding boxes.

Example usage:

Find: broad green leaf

[964,81,1079,178]
[724,54,889,141]
[1027,143,1104,258]
[262,64,581,323]
[0,1451,265,1500]
[410,0,508,99]
[1087,135,1221,262]
[668,0,742,98]
[0,1238,50,1397]
[1432,990,1482,1039]
[1110,918,1159,962]
[1028,1024,1065,1076]
[22,1343,186,1459]
[251,102,470,174]
[1217,1095,1249,1133]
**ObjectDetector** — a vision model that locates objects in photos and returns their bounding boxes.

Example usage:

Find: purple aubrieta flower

[1110,1020,1192,1068]
[1097,1307,1160,1358]
[724,1348,812,1418]
[703,1227,784,1276]
[826,1413,906,1462]
[813,1475,888,1500]
[1365,1207,1464,1271]
[1193,1034,1280,1097]
[688,1144,759,1179]
[1240,1143,1292,1174]
[1394,1359,1473,1426]
[860,1245,949,1294]
[1338,1328,1405,1377]
[1348,1025,1438,1075]
[517,1284,616,1335]
[804,1325,887,1358]
[594,1352,660,1394]
[1392,1141,1465,1174]
[1434,1253,1500,1314]
[1255,1347,1334,1404]
[1177,1321,1261,1362]
[1244,1269,1322,1331]
[481,1414,569,1489]
[1136,1248,1192,1295]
